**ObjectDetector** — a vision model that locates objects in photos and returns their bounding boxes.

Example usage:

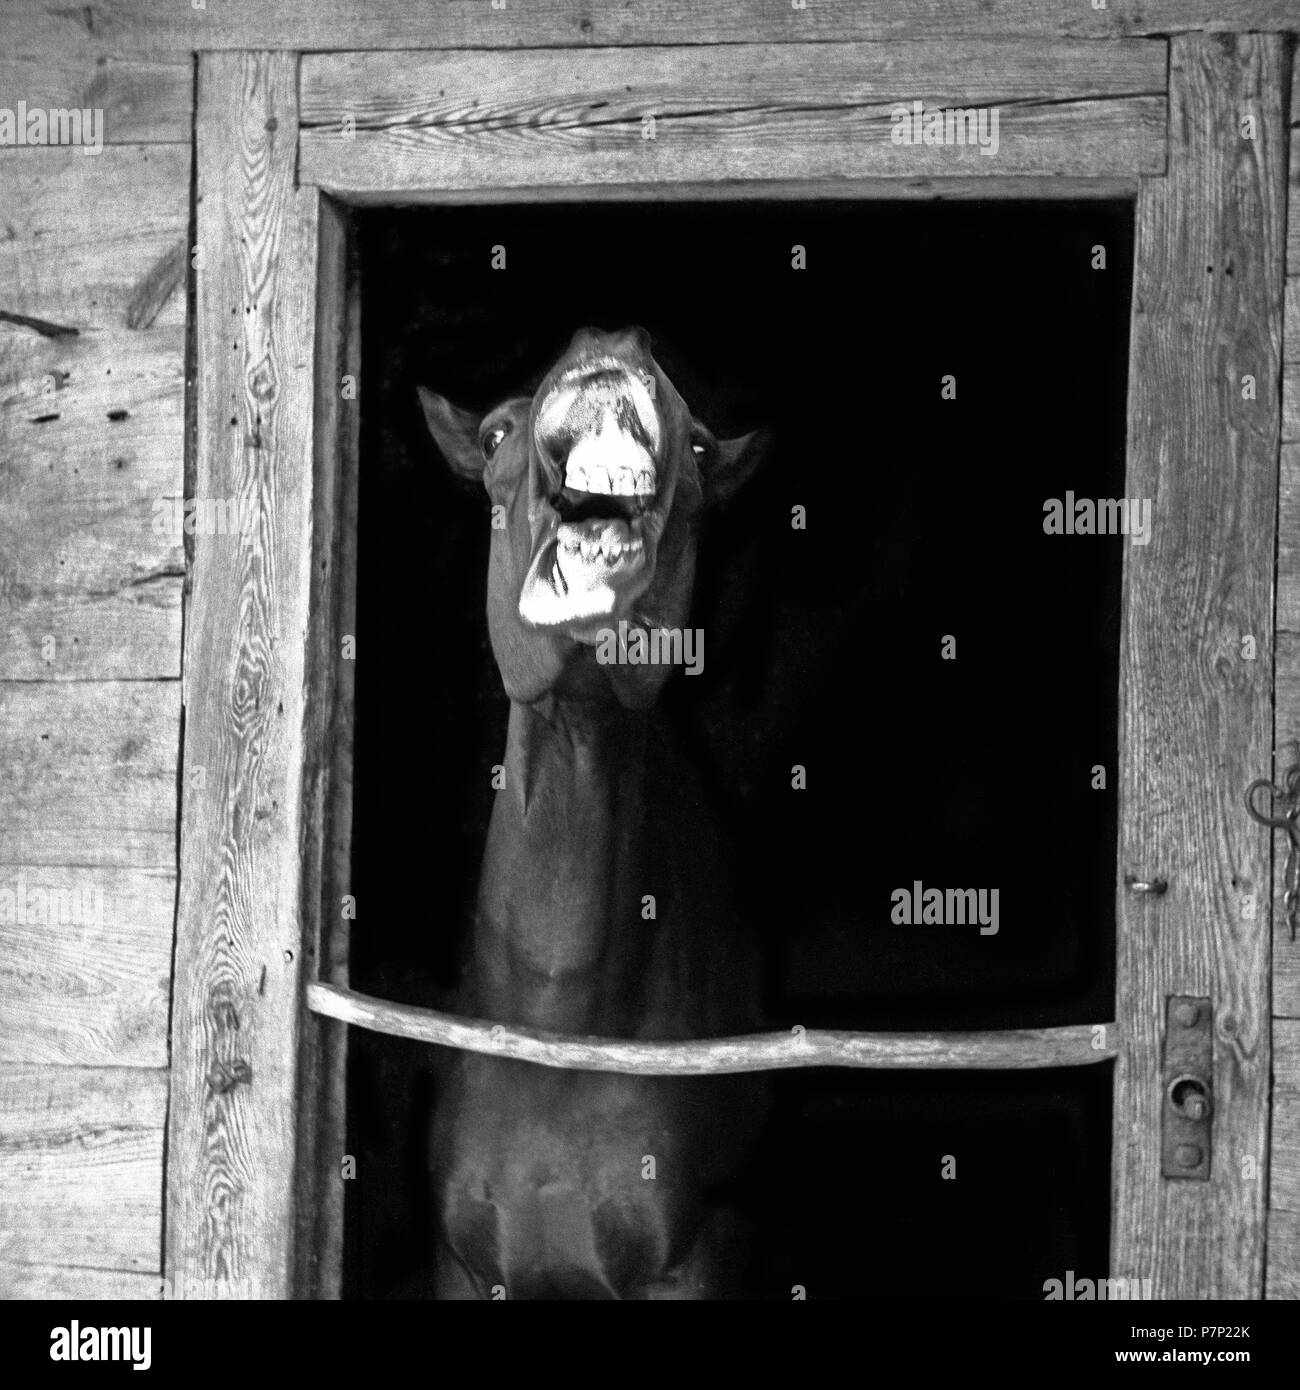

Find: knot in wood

[247,353,278,403]
[207,997,241,1032]
[207,1058,253,1094]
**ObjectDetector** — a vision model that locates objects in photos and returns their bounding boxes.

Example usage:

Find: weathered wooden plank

[1276,631,1300,734]
[1112,34,1285,1300]
[0,0,1292,55]
[293,195,357,1301]
[1276,445,1300,633]
[297,175,1143,208]
[0,866,173,1067]
[309,984,1117,1073]
[0,682,180,868]
[168,52,324,1301]
[1285,280,1300,364]
[1272,1021,1300,1211]
[0,1262,163,1299]
[1275,630,1300,1019]
[306,99,1165,192]
[1289,106,1299,276]
[304,40,1163,193]
[300,40,1166,128]
[0,145,189,330]
[0,1065,166,1271]
[0,53,192,144]
[1285,363,1300,442]
[302,41,1165,189]
[0,325,185,680]
[1265,1208,1300,1298]
[0,148,188,677]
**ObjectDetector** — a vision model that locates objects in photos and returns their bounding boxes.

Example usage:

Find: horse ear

[702,429,769,505]
[418,386,484,482]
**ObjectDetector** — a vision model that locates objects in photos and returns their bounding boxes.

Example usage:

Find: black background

[346,199,1131,1298]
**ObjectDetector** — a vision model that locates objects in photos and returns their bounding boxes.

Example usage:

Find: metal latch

[1245,750,1300,941]
[1161,996,1212,1181]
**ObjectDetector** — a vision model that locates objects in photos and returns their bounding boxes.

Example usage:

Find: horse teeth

[564,457,653,498]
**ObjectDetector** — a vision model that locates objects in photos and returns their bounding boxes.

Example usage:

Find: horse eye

[691,440,710,459]
[482,424,509,459]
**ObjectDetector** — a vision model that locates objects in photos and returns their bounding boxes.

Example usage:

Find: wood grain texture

[0,1065,166,1271]
[292,194,357,1301]
[0,866,173,1067]
[308,984,1117,1073]
[167,52,323,1301]
[1285,280,1300,364]
[0,1262,162,1299]
[0,145,189,330]
[0,682,180,867]
[305,105,1165,193]
[300,175,1143,208]
[1111,33,1285,1300]
[0,0,1292,55]
[1289,94,1299,276]
[300,40,1166,128]
[1274,629,1300,1019]
[1271,1020,1300,1212]
[0,145,189,678]
[0,325,185,680]
[1272,55,1300,1023]
[1276,447,1300,635]
[1265,1208,1300,1297]
[300,43,1166,193]
[0,52,192,144]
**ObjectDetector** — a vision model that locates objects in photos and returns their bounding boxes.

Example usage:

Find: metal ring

[1245,778,1284,825]
[1166,1073,1212,1121]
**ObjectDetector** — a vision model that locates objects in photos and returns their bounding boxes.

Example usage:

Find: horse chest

[435,1057,701,1297]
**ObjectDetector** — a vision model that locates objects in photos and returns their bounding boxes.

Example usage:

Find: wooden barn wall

[1270,72,1300,1301]
[1,0,1298,49]
[0,32,192,1299]
[0,0,1296,1302]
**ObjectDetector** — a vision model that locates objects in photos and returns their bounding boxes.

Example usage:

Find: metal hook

[1245,746,1300,943]
[1245,776,1295,830]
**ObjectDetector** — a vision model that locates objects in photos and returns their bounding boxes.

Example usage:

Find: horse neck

[468,694,661,1033]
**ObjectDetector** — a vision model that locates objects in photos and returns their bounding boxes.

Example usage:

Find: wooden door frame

[1111,37,1285,1300]
[167,53,357,1301]
[167,36,1288,1300]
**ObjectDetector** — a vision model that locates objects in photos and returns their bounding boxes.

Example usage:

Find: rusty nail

[1175,1002,1199,1027]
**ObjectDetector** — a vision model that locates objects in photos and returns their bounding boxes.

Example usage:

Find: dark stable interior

[345,199,1131,1299]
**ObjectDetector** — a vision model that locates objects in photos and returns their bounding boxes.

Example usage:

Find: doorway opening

[344,198,1132,1298]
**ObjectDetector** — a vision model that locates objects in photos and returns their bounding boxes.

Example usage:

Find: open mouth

[520,362,662,631]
